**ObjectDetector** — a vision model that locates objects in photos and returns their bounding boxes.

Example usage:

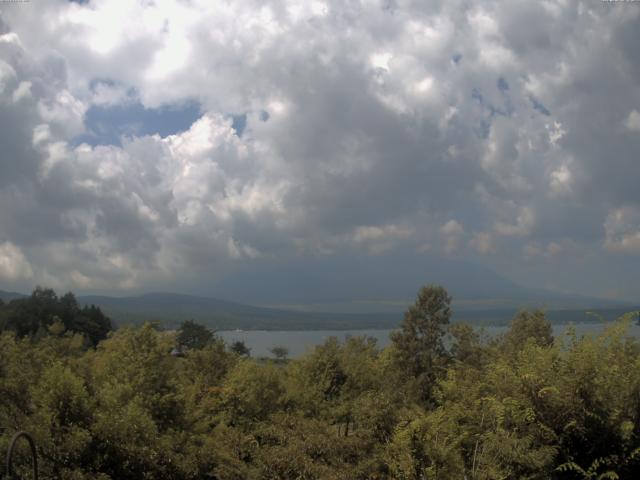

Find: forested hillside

[1,286,639,479]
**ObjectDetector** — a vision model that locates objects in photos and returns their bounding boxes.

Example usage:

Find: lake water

[218,322,640,358]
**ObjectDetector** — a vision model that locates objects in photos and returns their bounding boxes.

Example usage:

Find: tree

[502,309,553,354]
[230,340,251,357]
[3,287,111,345]
[448,322,487,367]
[270,345,289,362]
[5,286,58,337]
[177,320,214,350]
[390,284,452,405]
[0,298,6,331]
[78,304,112,345]
[220,361,287,425]
[386,409,466,479]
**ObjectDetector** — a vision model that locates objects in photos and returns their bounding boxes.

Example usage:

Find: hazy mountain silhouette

[0,289,26,302]
[205,254,627,311]
[73,291,635,331]
[77,292,399,330]
[1,255,634,330]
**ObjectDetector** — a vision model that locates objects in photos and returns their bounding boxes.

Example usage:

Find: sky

[0,0,639,305]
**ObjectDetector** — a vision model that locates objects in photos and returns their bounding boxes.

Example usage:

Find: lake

[218,322,640,358]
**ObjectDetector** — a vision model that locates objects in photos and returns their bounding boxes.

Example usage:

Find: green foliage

[502,308,554,355]
[177,319,215,350]
[448,322,489,367]
[0,285,639,479]
[269,345,289,362]
[219,360,288,427]
[386,409,466,479]
[230,340,251,357]
[0,287,111,345]
[390,284,452,405]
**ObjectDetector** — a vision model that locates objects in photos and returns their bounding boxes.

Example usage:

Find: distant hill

[77,292,400,330]
[0,289,26,303]
[3,275,636,331]
[74,292,640,331]
[205,254,631,312]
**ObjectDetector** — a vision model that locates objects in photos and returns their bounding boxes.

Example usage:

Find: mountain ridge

[76,291,638,330]
[2,259,636,333]
[0,289,27,302]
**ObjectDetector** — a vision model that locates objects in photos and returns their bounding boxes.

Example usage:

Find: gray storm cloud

[0,0,639,300]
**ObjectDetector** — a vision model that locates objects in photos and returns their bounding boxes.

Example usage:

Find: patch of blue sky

[472,87,484,104]
[229,110,270,138]
[72,101,202,147]
[471,86,513,138]
[474,119,491,139]
[497,77,510,93]
[530,96,551,116]
[230,113,247,137]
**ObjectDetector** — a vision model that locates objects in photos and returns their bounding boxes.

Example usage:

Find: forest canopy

[0,285,639,479]
[0,287,112,346]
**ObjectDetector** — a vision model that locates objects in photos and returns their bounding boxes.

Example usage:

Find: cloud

[0,1,639,299]
[294,224,415,256]
[470,232,494,254]
[549,162,573,197]
[0,242,33,282]
[494,207,534,237]
[604,207,640,254]
[441,220,464,236]
[523,241,564,260]
[441,220,464,254]
[625,110,640,132]
[90,81,135,108]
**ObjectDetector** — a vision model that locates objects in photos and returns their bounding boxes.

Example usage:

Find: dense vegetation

[0,287,112,346]
[1,285,639,479]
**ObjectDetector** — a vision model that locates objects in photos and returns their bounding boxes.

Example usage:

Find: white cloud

[0,59,17,93]
[470,232,494,254]
[0,242,33,282]
[12,80,32,103]
[522,241,563,260]
[352,225,414,244]
[604,207,640,254]
[441,220,464,254]
[495,207,534,237]
[37,90,86,138]
[549,163,572,196]
[625,110,640,132]
[523,242,542,260]
[370,52,392,71]
[91,82,134,107]
[441,220,464,236]
[298,224,415,256]
[0,0,639,298]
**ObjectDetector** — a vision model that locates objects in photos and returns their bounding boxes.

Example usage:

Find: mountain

[0,289,26,303]
[75,292,639,331]
[77,292,400,330]
[205,254,629,312]
[2,254,634,329]
[2,287,635,331]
